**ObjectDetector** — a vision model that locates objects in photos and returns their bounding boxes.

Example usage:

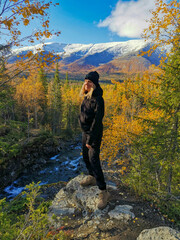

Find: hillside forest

[0,0,180,239]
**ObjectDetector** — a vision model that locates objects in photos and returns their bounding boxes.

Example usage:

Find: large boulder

[137,226,180,240]
[48,175,135,224]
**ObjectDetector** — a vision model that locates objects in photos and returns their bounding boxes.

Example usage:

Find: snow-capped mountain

[8,40,164,75]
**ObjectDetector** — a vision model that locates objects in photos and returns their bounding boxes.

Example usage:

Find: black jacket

[79,84,104,146]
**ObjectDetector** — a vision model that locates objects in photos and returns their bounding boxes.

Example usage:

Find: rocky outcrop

[48,175,136,239]
[48,175,180,240]
[137,226,180,240]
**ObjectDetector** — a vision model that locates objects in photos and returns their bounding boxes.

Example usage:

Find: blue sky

[48,0,127,44]
[46,0,156,44]
[1,0,156,46]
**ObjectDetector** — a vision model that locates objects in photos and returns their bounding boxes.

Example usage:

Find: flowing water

[0,143,85,200]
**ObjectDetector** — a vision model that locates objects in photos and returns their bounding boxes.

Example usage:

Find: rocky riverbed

[0,136,86,200]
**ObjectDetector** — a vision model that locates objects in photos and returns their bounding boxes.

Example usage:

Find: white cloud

[98,0,156,38]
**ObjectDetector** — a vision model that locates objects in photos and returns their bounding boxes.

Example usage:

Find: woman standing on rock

[79,71,110,210]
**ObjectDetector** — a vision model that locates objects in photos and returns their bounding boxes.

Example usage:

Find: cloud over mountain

[98,0,156,38]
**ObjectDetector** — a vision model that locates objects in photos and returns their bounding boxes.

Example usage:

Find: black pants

[82,132,106,190]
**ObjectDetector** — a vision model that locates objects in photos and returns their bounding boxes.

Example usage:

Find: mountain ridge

[8,40,163,76]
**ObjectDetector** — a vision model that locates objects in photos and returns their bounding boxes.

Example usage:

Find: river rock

[137,226,180,240]
[108,205,135,222]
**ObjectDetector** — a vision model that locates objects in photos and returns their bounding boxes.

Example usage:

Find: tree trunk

[167,114,179,194]
[167,166,172,194]
[34,105,38,129]
[27,106,30,142]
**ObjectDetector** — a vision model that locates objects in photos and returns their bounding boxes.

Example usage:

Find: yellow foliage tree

[61,82,82,135]
[109,0,180,200]
[0,0,60,47]
[15,71,45,138]
[101,73,163,171]
[142,0,180,60]
[0,0,61,87]
[102,0,180,175]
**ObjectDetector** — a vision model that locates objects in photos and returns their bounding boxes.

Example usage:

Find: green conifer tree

[128,47,180,197]
[54,62,60,85]
[65,71,69,84]
[38,67,47,93]
[0,58,15,123]
[47,63,62,135]
[62,79,72,136]
[37,67,48,127]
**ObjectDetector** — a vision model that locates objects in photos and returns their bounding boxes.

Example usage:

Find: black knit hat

[85,71,99,86]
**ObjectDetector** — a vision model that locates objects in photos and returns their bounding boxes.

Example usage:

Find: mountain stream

[0,142,85,200]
